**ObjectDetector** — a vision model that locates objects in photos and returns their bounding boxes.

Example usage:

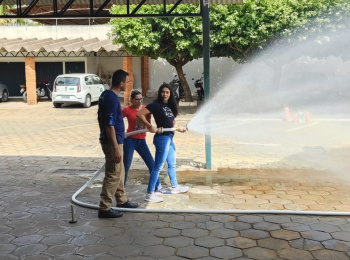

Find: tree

[211,0,350,90]
[0,5,41,25]
[109,0,350,98]
[211,0,350,63]
[109,4,202,101]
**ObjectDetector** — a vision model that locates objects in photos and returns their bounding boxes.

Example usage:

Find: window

[85,76,93,85]
[55,77,80,86]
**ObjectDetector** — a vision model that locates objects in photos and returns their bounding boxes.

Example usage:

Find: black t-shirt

[146,101,175,135]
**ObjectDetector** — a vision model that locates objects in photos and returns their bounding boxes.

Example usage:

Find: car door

[93,75,105,100]
[84,75,94,99]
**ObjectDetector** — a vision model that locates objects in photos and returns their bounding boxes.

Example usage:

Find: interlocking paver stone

[13,244,48,257]
[154,228,181,238]
[264,215,292,224]
[289,238,323,251]
[278,248,314,260]
[320,217,348,225]
[22,256,51,260]
[143,245,175,258]
[253,222,280,231]
[258,237,289,250]
[281,222,311,232]
[164,236,194,247]
[41,234,72,246]
[244,247,277,260]
[210,246,243,259]
[227,237,256,248]
[77,245,111,256]
[181,228,209,238]
[170,221,196,230]
[310,223,341,233]
[240,229,269,239]
[301,230,332,241]
[194,236,225,248]
[204,221,224,230]
[177,245,209,258]
[210,228,239,238]
[0,244,16,254]
[237,215,264,223]
[312,249,350,260]
[45,244,77,256]
[271,229,300,240]
[134,234,164,246]
[339,224,350,232]
[225,221,251,231]
[322,239,350,251]
[12,234,43,246]
[332,232,350,242]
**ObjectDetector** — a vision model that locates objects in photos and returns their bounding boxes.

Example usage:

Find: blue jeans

[123,138,161,190]
[148,134,178,193]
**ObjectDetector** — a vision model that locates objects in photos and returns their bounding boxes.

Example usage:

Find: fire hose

[71,127,350,216]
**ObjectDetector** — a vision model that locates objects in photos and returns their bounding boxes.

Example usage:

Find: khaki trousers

[99,143,127,211]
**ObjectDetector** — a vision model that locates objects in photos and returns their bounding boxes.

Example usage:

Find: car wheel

[23,92,27,102]
[83,94,91,108]
[53,102,62,108]
[2,90,9,102]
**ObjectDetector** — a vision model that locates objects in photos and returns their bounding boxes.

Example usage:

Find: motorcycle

[192,74,204,102]
[20,79,52,102]
[168,74,185,104]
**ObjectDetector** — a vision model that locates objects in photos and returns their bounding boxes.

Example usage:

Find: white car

[52,73,108,108]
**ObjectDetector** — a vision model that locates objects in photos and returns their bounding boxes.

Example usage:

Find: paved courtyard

[1,99,350,259]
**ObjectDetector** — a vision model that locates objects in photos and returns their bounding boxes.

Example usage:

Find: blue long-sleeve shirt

[97,90,125,144]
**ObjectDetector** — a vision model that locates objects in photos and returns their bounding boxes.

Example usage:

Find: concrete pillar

[123,57,133,105]
[25,57,37,105]
[141,56,150,97]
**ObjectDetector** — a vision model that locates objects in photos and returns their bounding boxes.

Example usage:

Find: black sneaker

[98,208,123,218]
[117,200,139,208]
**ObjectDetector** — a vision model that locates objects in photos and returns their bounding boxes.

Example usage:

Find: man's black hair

[112,69,129,87]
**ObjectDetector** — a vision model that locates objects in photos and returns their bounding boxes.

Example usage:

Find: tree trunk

[175,65,193,102]
[167,57,193,102]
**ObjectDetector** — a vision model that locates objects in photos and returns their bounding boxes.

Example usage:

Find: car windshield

[55,77,80,86]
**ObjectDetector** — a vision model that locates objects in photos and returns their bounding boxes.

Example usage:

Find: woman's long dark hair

[155,82,179,117]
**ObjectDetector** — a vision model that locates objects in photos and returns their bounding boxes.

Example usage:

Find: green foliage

[211,0,350,62]
[110,0,349,64]
[109,4,202,64]
[0,5,42,25]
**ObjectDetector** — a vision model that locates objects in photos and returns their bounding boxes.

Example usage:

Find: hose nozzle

[176,125,188,132]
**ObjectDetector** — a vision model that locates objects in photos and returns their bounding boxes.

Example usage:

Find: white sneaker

[145,193,163,203]
[154,188,172,195]
[169,185,189,194]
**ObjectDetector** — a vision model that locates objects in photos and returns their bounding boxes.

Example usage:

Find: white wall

[0,25,111,40]
[149,57,242,94]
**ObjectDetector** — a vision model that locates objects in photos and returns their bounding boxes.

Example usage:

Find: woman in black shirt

[137,83,189,203]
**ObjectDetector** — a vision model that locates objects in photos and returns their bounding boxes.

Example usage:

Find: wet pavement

[1,99,350,259]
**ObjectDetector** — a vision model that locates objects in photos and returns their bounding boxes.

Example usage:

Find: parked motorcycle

[192,74,204,102]
[20,79,52,102]
[168,74,185,104]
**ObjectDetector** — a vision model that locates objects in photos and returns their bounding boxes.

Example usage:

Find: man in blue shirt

[97,69,138,218]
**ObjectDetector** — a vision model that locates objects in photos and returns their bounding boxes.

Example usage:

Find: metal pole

[202,0,211,169]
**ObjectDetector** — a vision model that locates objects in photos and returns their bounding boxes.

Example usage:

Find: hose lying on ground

[72,128,350,216]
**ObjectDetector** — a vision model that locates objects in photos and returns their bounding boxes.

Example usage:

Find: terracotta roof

[0,37,122,53]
